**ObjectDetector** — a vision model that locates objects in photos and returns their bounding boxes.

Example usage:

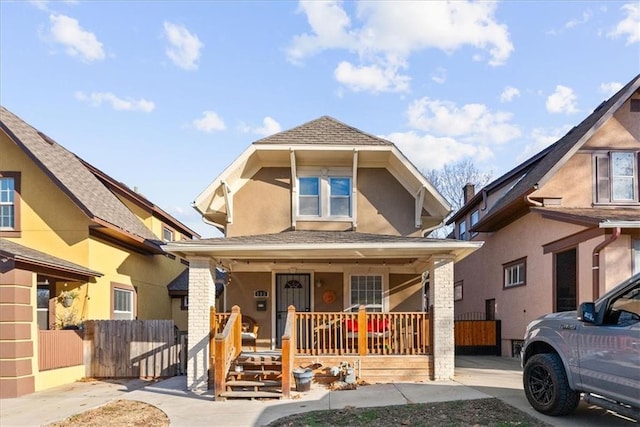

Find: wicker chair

[241,315,259,351]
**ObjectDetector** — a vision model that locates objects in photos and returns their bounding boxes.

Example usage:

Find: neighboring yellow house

[449,74,640,356]
[0,106,199,397]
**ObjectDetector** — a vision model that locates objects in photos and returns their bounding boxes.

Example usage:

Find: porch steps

[220,351,283,400]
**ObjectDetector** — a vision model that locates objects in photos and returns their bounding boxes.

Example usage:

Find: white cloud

[546,85,579,114]
[384,131,492,171]
[500,86,520,103]
[193,111,226,132]
[288,1,513,93]
[516,126,571,162]
[431,67,447,84]
[164,22,204,70]
[254,117,282,136]
[608,3,640,44]
[49,14,105,62]
[407,97,521,144]
[565,10,593,29]
[334,61,410,93]
[600,81,623,97]
[75,91,154,112]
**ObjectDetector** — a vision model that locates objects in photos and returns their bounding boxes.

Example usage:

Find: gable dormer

[193,116,450,237]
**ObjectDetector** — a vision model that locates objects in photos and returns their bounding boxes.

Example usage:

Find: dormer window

[594,151,638,204]
[296,168,352,220]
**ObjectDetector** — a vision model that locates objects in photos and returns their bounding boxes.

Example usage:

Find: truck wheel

[523,353,580,416]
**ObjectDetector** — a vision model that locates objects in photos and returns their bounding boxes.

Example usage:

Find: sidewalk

[0,356,635,427]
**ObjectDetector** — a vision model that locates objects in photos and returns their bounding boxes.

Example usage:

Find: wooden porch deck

[211,306,433,399]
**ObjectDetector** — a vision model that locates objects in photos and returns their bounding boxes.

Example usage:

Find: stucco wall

[225,167,422,237]
[388,274,423,311]
[225,272,272,346]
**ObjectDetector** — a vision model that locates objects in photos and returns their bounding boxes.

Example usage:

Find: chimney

[463,183,475,204]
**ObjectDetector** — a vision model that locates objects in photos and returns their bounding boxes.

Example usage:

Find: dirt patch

[44,400,169,427]
[266,398,551,427]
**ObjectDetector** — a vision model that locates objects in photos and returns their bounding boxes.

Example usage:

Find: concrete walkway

[1,356,635,427]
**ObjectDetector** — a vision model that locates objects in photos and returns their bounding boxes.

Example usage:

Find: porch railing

[293,306,430,356]
[212,306,242,401]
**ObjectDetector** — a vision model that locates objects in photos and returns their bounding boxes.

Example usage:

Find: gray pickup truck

[521,273,640,420]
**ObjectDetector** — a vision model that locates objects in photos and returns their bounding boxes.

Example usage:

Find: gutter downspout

[592,227,621,299]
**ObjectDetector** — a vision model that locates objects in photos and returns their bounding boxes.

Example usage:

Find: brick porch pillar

[186,256,216,391]
[429,255,455,380]
[0,265,35,397]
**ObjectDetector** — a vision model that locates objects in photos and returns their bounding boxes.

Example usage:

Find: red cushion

[367,319,389,332]
[345,319,358,332]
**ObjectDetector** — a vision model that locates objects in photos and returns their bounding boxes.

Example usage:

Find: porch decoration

[57,290,78,308]
[292,367,313,392]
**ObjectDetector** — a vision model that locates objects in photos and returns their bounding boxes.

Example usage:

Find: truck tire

[523,353,580,416]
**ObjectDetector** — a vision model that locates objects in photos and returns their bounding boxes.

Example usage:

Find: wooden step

[237,360,282,367]
[219,390,282,400]
[226,380,282,391]
[228,369,281,377]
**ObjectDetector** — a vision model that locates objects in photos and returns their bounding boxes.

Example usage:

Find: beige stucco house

[165,116,482,391]
[448,74,640,357]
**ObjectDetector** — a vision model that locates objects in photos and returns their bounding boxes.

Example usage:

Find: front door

[275,273,310,347]
[555,248,577,312]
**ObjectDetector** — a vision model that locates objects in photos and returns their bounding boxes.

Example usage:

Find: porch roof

[164,230,482,272]
[532,207,640,228]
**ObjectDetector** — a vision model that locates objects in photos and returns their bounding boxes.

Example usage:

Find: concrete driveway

[454,356,636,427]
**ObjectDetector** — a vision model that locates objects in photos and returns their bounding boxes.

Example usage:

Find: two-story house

[0,106,198,397]
[448,74,640,357]
[165,116,483,391]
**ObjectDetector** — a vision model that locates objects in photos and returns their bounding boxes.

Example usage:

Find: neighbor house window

[594,152,639,203]
[458,220,467,241]
[297,170,352,220]
[503,258,526,288]
[470,210,479,237]
[162,226,174,242]
[181,295,188,310]
[350,275,382,312]
[454,281,463,301]
[0,172,20,234]
[634,240,640,275]
[112,285,135,320]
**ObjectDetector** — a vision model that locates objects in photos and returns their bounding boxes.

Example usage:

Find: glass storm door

[275,273,310,347]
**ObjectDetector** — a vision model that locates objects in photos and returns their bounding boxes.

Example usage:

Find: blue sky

[1,1,638,237]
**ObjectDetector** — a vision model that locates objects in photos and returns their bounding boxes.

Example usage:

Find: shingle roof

[167,268,226,293]
[182,230,451,246]
[253,116,393,146]
[0,107,160,244]
[532,207,640,225]
[0,238,102,278]
[470,74,640,231]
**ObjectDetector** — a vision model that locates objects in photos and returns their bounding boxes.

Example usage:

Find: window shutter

[595,155,610,203]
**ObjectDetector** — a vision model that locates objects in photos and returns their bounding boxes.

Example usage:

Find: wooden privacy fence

[454,320,501,356]
[39,330,84,371]
[84,320,181,378]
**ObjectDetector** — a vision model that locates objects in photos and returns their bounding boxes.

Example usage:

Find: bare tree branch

[424,160,493,238]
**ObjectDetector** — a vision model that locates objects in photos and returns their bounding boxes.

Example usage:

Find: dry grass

[44,400,169,427]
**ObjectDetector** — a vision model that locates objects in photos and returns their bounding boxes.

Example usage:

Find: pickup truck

[521,273,640,420]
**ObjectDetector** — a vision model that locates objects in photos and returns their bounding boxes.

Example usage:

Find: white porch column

[429,255,455,380]
[186,256,216,391]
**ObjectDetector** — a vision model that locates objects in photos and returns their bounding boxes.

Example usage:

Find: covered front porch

[164,230,482,395]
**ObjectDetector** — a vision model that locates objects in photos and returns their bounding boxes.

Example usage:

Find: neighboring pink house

[448,74,640,356]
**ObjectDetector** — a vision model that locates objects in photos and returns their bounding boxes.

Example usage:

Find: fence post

[209,306,216,389]
[83,321,94,378]
[281,305,296,399]
[357,305,367,355]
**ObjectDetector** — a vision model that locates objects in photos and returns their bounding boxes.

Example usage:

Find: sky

[1,1,639,238]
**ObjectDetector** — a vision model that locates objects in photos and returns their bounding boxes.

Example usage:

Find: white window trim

[296,167,354,222]
[344,268,389,312]
[503,259,526,288]
[113,288,134,320]
[593,151,639,205]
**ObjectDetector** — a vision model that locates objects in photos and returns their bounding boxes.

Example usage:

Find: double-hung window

[470,210,479,237]
[350,275,383,312]
[113,286,135,320]
[503,258,526,288]
[0,173,19,232]
[458,220,467,241]
[594,151,639,204]
[297,170,352,220]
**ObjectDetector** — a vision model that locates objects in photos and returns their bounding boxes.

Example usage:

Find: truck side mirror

[578,302,596,323]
